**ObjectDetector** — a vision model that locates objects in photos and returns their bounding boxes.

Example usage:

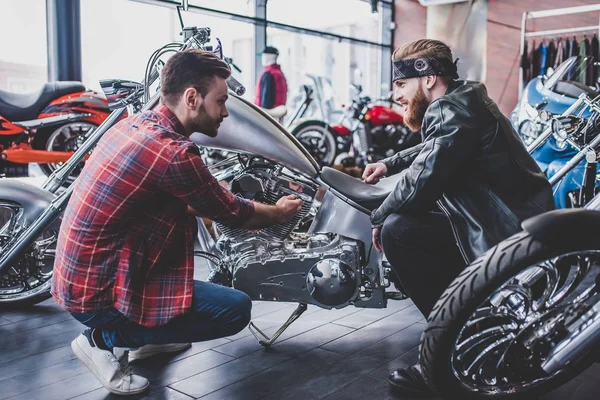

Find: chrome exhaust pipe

[541,297,600,374]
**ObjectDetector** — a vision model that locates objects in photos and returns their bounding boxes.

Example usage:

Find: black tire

[32,121,97,181]
[290,121,337,167]
[420,230,598,399]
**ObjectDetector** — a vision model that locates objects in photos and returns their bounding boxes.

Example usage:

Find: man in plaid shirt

[52,50,302,395]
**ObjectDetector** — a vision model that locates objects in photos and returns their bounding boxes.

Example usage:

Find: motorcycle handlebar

[227,75,246,96]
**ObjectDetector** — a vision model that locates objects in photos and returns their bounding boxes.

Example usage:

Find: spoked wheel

[0,202,58,308]
[291,122,337,167]
[421,230,600,399]
[33,122,97,184]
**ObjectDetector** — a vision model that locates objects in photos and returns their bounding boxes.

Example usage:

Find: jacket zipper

[437,199,470,263]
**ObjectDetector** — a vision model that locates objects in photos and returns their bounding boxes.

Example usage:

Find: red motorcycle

[0,81,110,178]
[332,84,419,168]
[290,84,418,168]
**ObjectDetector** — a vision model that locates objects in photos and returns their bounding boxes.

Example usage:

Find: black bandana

[393,57,459,81]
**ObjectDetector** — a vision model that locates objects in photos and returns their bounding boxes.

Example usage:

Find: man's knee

[226,290,252,335]
[381,213,419,251]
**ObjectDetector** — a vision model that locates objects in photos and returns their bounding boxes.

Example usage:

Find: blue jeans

[70,280,252,349]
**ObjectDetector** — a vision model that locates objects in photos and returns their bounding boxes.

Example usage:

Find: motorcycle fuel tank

[191,94,319,178]
[365,105,404,126]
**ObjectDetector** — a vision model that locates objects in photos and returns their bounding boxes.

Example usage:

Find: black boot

[388,364,435,397]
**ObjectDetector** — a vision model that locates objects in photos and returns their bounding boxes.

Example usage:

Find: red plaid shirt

[51,104,254,327]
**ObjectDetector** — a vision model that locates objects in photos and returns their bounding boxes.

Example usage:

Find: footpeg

[248,303,307,347]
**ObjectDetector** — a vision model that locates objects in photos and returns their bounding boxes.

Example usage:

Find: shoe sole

[388,379,434,398]
[129,343,192,361]
[71,339,149,396]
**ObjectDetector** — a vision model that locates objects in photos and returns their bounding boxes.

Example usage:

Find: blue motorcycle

[511,56,600,208]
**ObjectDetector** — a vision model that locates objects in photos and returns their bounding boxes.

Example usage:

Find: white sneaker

[129,343,192,361]
[71,330,149,395]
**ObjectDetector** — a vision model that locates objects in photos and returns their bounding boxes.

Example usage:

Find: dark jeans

[381,212,467,317]
[70,280,252,349]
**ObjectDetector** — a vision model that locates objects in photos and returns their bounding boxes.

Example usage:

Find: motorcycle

[0,14,405,349]
[419,174,600,399]
[513,56,600,208]
[290,83,419,169]
[0,82,110,180]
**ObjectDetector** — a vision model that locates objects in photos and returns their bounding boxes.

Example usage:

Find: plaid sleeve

[160,145,254,228]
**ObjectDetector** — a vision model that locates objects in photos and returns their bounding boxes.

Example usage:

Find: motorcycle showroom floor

[1,168,599,400]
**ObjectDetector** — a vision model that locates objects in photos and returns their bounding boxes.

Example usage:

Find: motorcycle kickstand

[248,303,307,348]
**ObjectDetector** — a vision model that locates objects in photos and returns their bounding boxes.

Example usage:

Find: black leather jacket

[371,80,555,262]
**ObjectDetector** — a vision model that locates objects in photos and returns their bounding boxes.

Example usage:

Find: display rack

[519,4,600,98]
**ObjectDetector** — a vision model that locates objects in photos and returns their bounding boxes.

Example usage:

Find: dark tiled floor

[1,258,599,400]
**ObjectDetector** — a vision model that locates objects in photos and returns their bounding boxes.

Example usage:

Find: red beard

[404,83,430,132]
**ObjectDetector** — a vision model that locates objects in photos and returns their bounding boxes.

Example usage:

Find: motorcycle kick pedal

[248,303,308,348]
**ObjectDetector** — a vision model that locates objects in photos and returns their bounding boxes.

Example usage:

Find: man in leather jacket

[362,39,555,396]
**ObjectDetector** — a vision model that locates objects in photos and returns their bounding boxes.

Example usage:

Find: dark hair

[160,49,231,106]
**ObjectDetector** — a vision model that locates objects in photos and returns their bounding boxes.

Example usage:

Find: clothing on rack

[521,34,600,88]
[547,39,557,70]
[590,34,599,86]
[521,40,531,83]
[530,40,541,78]
[538,42,548,76]
[577,36,590,84]
[554,38,565,69]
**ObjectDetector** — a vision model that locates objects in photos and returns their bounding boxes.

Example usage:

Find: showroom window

[187,0,255,17]
[81,0,255,99]
[0,0,48,93]
[174,11,255,101]
[80,0,178,92]
[268,27,383,123]
[69,0,392,107]
[266,0,382,42]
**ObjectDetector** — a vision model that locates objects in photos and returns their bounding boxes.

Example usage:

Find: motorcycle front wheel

[0,202,58,308]
[290,121,337,167]
[33,121,97,184]
[420,230,599,399]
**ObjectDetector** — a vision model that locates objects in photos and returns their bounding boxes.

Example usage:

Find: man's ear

[424,75,437,89]
[183,87,202,110]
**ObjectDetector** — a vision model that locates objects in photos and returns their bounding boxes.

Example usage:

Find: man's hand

[372,226,383,253]
[363,162,388,184]
[276,195,303,222]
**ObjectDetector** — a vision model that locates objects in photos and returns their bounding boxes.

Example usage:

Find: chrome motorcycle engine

[227,234,361,308]
[214,167,316,241]
[213,165,363,308]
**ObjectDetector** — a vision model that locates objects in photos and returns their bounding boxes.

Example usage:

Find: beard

[190,104,223,138]
[404,82,430,132]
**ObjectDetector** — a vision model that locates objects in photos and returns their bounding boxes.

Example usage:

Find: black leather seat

[0,82,86,122]
[320,166,402,210]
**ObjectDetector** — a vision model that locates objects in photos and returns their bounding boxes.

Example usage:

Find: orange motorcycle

[0,81,110,178]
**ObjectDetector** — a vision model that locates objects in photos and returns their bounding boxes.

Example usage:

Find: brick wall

[393,0,600,114]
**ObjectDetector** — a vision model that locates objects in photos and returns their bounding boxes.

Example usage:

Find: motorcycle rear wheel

[420,230,599,399]
[33,121,97,184]
[291,121,337,167]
